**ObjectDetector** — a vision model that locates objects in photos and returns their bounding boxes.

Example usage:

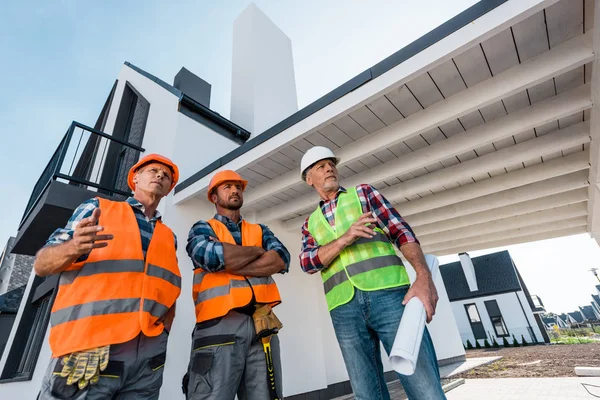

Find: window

[466,304,481,323]
[464,303,486,340]
[484,299,510,338]
[491,315,509,337]
[0,275,56,383]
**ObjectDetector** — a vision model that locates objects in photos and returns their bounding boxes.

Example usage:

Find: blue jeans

[330,286,446,400]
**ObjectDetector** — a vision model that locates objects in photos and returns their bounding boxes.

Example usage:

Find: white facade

[451,291,545,346]
[230,4,298,134]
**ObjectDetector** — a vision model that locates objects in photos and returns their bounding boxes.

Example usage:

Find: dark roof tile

[440,250,522,301]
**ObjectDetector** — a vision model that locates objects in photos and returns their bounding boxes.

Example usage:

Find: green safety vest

[308,187,410,311]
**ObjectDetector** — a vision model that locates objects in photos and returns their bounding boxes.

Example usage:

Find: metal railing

[20,121,145,228]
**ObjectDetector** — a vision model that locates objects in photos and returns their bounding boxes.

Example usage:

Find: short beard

[216,196,243,210]
[322,178,340,192]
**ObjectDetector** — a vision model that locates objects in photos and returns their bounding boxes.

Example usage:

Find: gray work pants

[38,331,168,400]
[186,311,283,400]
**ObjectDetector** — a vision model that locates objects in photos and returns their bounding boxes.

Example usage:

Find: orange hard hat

[207,170,248,202]
[128,153,180,193]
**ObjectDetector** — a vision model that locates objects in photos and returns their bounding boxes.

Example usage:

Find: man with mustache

[186,170,290,399]
[299,146,446,400]
[35,154,181,399]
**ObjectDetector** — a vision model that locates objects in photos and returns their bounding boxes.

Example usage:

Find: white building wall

[171,113,240,182]
[230,4,298,135]
[451,291,545,346]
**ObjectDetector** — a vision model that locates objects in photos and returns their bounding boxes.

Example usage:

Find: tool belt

[252,304,282,341]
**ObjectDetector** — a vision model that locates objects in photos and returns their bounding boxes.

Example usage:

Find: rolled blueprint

[389,254,439,376]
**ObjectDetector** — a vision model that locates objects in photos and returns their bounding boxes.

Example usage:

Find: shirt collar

[319,186,347,206]
[214,213,244,226]
[126,197,162,220]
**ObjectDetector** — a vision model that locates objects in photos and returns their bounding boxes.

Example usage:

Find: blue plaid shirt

[45,197,177,261]
[186,214,290,273]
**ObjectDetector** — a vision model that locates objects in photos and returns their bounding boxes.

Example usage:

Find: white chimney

[459,252,478,292]
[230,3,298,135]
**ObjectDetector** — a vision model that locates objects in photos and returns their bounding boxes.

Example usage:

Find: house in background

[440,251,549,346]
[541,315,558,330]
[591,294,600,319]
[541,313,571,330]
[579,305,598,322]
[568,311,586,327]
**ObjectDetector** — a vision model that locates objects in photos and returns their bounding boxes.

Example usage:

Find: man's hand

[338,212,378,247]
[69,208,113,257]
[402,275,439,323]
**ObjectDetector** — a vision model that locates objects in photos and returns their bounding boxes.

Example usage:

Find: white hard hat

[300,146,341,180]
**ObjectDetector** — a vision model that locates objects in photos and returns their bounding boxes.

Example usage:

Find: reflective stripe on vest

[192,218,281,323]
[308,187,410,312]
[49,198,181,357]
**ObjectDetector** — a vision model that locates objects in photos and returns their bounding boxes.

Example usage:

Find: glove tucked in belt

[59,345,110,389]
[252,304,283,341]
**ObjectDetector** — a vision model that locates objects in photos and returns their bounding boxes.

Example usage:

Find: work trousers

[330,286,446,400]
[38,331,168,400]
[186,311,283,400]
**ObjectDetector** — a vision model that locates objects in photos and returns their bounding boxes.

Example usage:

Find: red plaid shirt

[299,184,419,274]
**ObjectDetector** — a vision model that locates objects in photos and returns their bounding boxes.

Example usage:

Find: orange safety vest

[192,219,281,323]
[49,198,181,357]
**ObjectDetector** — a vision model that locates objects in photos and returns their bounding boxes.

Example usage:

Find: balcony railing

[20,121,145,228]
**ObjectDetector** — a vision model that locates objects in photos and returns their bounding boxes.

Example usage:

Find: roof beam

[282,150,590,230]
[406,170,589,227]
[265,120,591,222]
[244,31,593,207]
[338,84,591,193]
[423,216,588,254]
[419,203,588,246]
[413,187,588,236]
[428,226,588,257]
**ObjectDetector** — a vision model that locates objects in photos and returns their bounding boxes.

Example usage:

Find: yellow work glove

[59,345,110,389]
[252,304,283,340]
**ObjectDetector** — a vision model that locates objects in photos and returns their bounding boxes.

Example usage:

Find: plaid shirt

[45,197,177,261]
[299,184,419,274]
[186,214,290,273]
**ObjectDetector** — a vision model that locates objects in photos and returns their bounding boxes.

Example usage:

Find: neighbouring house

[440,251,549,346]
[568,311,586,327]
[542,315,558,330]
[0,0,597,398]
[591,294,600,319]
[579,305,598,322]
[542,313,571,330]
[557,314,572,328]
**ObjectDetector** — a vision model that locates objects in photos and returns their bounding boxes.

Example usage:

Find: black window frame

[0,275,57,383]
[465,303,481,323]
[490,315,509,337]
[484,299,510,338]
[464,303,487,340]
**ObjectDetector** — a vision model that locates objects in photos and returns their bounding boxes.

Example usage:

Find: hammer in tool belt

[253,304,283,400]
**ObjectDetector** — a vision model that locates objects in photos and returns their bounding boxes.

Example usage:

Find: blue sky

[1,1,598,313]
